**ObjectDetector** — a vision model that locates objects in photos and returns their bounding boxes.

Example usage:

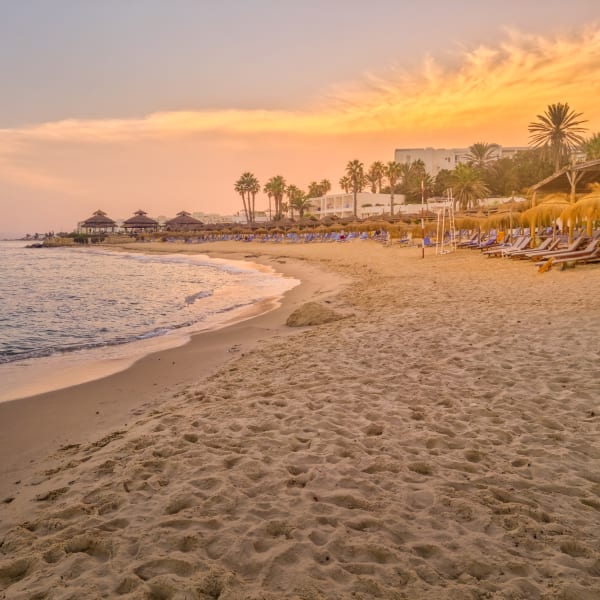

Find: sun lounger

[476,235,498,250]
[483,235,526,257]
[500,236,533,257]
[510,236,563,259]
[457,233,480,248]
[535,237,600,269]
[537,243,600,271]
[534,233,596,264]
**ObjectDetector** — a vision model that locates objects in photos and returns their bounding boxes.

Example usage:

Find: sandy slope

[1,241,599,599]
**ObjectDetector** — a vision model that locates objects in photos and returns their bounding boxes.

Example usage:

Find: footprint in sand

[133,558,194,580]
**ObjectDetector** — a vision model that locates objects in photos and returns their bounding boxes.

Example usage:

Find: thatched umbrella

[561,185,600,236]
[320,216,337,226]
[296,216,319,230]
[484,202,527,233]
[520,194,571,241]
[272,217,296,231]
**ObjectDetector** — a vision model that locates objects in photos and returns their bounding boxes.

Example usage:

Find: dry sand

[1,240,599,599]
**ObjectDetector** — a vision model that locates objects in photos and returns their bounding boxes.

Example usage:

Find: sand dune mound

[285,301,346,327]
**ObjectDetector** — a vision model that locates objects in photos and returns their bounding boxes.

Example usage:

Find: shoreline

[0,251,300,403]
[0,244,348,500]
[1,241,599,598]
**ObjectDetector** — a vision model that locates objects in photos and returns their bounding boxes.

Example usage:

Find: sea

[0,241,298,401]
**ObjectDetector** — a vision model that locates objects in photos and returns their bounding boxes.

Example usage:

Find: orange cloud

[0,26,599,203]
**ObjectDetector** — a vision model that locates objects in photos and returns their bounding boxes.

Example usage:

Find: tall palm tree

[385,161,402,216]
[262,183,273,220]
[582,132,600,161]
[345,159,365,217]
[465,142,499,170]
[451,164,490,210]
[234,172,255,223]
[264,175,287,220]
[248,176,260,223]
[286,184,304,219]
[528,103,588,172]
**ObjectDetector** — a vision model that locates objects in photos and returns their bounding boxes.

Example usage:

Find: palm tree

[385,161,402,216]
[345,159,365,217]
[307,181,321,198]
[398,159,429,203]
[289,188,311,218]
[528,103,588,172]
[366,161,386,193]
[339,175,351,194]
[286,184,304,219]
[234,172,260,223]
[263,183,273,220]
[319,179,331,195]
[234,172,254,223]
[264,175,287,220]
[451,164,490,210]
[306,179,332,199]
[465,142,499,170]
[582,132,600,161]
[248,176,260,224]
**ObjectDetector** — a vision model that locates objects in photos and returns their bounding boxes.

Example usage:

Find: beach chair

[500,235,533,257]
[457,232,479,248]
[510,236,563,260]
[483,235,525,258]
[536,238,600,271]
[533,234,593,264]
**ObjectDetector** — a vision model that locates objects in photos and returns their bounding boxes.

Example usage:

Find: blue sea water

[0,241,297,397]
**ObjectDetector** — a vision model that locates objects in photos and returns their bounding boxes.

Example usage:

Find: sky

[1,0,600,237]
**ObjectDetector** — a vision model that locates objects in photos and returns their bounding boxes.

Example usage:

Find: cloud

[1,25,599,198]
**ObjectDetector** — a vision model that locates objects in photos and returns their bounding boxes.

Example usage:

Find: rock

[285,302,345,327]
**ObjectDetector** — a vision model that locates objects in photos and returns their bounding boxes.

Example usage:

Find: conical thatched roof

[81,209,117,227]
[123,209,159,227]
[165,211,204,228]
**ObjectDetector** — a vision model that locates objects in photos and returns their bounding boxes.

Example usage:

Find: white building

[394,146,528,175]
[231,211,270,224]
[309,193,408,219]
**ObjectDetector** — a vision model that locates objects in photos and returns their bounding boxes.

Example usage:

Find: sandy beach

[1,240,599,599]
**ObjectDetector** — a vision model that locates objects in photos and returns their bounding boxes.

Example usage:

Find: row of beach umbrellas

[141,187,599,240]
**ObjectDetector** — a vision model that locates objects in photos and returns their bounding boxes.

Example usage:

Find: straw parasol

[455,213,487,230]
[520,194,571,241]
[484,201,527,232]
[271,217,296,231]
[560,185,600,236]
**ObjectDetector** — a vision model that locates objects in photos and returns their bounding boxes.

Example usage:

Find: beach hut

[79,209,117,233]
[122,209,159,233]
[164,211,204,231]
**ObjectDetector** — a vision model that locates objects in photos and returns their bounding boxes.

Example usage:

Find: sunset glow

[1,3,599,235]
